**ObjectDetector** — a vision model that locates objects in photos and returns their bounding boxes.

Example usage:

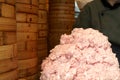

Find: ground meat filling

[40,28,120,80]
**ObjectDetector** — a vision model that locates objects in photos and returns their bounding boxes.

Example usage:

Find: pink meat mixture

[40,28,120,80]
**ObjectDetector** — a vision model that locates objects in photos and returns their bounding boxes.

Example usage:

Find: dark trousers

[111,42,120,66]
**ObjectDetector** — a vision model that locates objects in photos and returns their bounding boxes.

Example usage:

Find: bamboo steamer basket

[17,41,26,51]
[38,63,43,71]
[0,4,17,80]
[0,17,16,25]
[38,0,48,69]
[48,30,71,51]
[0,58,17,73]
[19,66,38,78]
[49,3,74,20]
[0,18,16,43]
[26,73,39,80]
[16,0,38,6]
[49,13,74,19]
[49,29,72,33]
[49,18,75,22]
[26,14,38,23]
[49,10,74,19]
[0,3,15,18]
[0,69,18,80]
[38,31,47,37]
[20,73,39,80]
[26,40,37,51]
[18,58,38,77]
[19,79,26,80]
[39,0,46,4]
[49,19,74,30]
[0,1,17,80]
[16,0,39,80]
[38,10,47,24]
[18,51,37,60]
[0,44,17,60]
[38,38,47,50]
[0,32,3,45]
[17,39,38,80]
[38,0,48,79]
[16,13,38,23]
[16,3,38,14]
[18,58,38,71]
[37,38,48,66]
[48,0,75,50]
[38,24,48,31]
[17,40,37,51]
[50,4,74,11]
[17,23,38,32]
[39,4,46,10]
[38,50,48,64]
[17,32,37,41]
[46,0,49,11]
[48,32,62,50]
[49,19,74,31]
[0,31,16,45]
[38,0,47,23]
[0,0,15,5]
[0,25,16,31]
[50,10,74,15]
[39,0,46,10]
[0,44,17,74]
[49,0,75,25]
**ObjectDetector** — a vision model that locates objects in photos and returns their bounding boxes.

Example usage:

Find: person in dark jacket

[74,0,120,65]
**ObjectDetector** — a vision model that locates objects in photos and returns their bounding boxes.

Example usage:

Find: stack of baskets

[48,0,75,50]
[38,0,48,75]
[16,0,39,80]
[0,1,18,80]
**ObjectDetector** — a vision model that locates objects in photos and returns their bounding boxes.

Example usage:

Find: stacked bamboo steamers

[48,0,75,50]
[37,0,48,75]
[16,0,39,80]
[0,0,75,80]
[0,1,17,80]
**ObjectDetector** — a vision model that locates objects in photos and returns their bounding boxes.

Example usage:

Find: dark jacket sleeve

[73,4,91,29]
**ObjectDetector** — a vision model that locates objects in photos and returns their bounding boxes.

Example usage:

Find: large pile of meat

[40,28,120,80]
